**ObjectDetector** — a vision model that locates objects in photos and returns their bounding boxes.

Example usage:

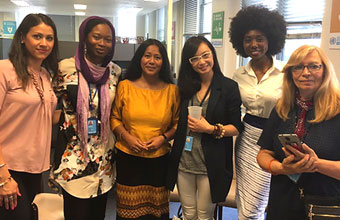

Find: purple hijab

[75,16,115,159]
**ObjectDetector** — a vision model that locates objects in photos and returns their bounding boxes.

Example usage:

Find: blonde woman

[257,45,340,220]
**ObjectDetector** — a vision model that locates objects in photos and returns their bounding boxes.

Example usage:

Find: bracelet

[214,123,225,139]
[268,159,277,175]
[0,176,12,187]
[220,124,225,138]
[213,124,221,137]
[0,163,6,169]
[212,125,218,136]
[161,134,168,143]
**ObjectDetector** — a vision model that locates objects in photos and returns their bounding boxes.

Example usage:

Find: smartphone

[278,134,304,152]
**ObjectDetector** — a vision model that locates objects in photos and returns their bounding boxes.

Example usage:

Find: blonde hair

[276,45,340,123]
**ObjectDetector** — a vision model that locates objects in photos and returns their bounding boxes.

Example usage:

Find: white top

[232,58,285,119]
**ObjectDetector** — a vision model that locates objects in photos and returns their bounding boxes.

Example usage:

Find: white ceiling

[0,0,169,17]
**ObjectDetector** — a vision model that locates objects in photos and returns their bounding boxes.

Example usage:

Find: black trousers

[0,170,42,220]
[62,189,108,220]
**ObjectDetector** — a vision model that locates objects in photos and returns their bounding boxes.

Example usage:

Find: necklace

[28,67,45,104]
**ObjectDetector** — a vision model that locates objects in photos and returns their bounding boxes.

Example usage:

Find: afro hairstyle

[228,5,287,57]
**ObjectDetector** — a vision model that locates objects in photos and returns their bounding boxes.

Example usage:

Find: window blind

[241,0,278,10]
[279,0,325,23]
[199,0,212,34]
[241,0,325,24]
[184,0,199,35]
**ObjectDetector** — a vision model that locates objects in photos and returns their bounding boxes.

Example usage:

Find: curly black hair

[228,5,287,58]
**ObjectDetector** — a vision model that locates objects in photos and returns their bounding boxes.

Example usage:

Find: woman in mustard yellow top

[110,39,180,220]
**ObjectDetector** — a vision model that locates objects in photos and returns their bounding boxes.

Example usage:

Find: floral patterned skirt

[115,149,169,220]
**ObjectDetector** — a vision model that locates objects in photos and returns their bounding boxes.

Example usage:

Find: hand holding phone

[278,134,304,153]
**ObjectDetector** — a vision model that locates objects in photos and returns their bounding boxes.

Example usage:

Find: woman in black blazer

[166,36,243,220]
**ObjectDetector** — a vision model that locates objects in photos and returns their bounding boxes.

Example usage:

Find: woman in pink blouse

[0,14,58,220]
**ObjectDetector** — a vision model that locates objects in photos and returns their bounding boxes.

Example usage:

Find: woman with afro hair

[229,5,287,220]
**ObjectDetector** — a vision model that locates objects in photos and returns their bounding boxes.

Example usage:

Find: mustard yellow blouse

[111,80,180,158]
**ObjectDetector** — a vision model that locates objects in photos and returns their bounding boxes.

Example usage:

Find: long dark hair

[177,36,223,99]
[9,13,59,89]
[124,39,173,83]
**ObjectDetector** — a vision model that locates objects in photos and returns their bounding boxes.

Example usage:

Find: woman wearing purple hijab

[51,16,121,220]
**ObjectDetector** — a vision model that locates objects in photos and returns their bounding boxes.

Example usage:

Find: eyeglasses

[189,52,211,64]
[291,63,323,74]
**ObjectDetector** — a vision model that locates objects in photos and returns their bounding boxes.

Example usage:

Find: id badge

[184,136,193,151]
[88,117,98,135]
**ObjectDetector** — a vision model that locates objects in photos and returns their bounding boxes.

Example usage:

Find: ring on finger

[8,195,14,200]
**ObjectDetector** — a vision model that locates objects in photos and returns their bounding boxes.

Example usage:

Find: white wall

[212,0,241,78]
[320,0,340,78]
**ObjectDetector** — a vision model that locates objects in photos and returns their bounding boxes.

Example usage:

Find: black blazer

[166,72,243,203]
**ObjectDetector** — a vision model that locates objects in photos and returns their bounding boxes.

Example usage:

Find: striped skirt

[115,149,169,220]
[235,122,271,220]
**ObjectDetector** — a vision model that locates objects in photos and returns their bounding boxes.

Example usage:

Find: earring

[21,41,24,44]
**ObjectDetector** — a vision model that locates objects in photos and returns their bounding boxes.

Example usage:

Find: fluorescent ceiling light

[75,11,86,16]
[144,0,160,2]
[74,4,87,10]
[10,0,30,7]
[118,7,143,16]
[126,7,143,14]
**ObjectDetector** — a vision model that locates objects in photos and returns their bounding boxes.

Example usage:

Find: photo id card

[184,136,193,151]
[88,117,98,135]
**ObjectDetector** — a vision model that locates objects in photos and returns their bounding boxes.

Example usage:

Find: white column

[167,0,173,63]
[212,0,240,77]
